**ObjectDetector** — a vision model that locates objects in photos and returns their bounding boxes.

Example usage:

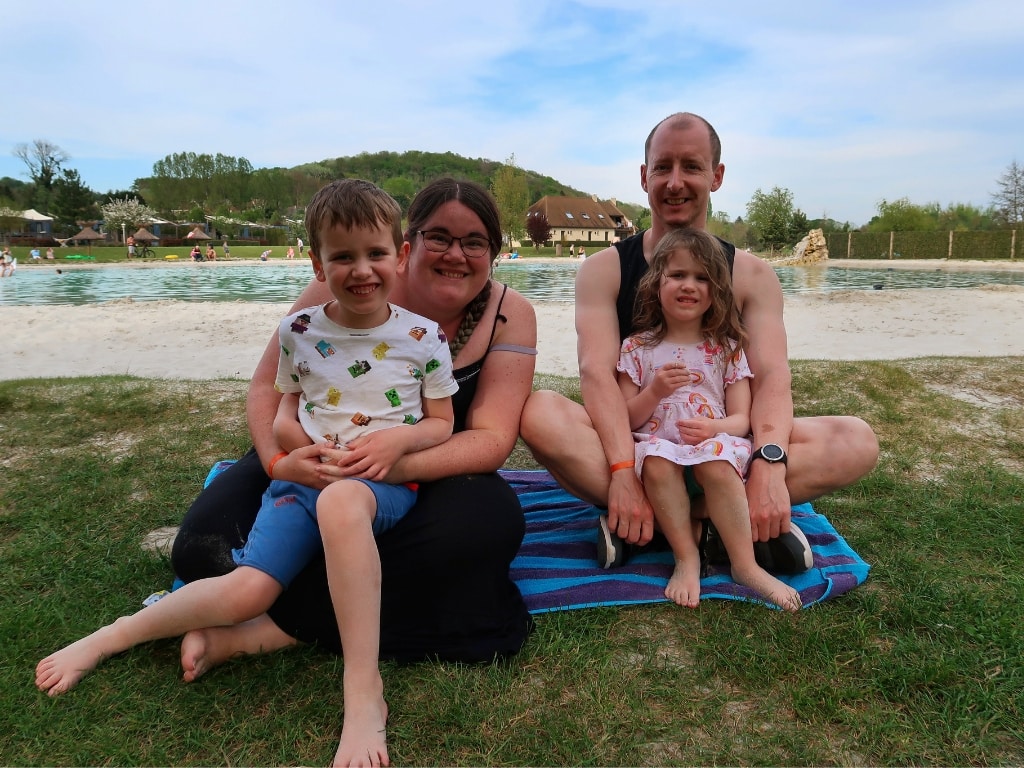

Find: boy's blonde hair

[632,228,747,354]
[304,179,404,255]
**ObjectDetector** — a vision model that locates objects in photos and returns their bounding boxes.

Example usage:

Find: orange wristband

[267,451,288,479]
[609,459,635,473]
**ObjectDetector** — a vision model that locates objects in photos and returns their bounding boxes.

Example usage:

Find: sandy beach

[2,258,1023,381]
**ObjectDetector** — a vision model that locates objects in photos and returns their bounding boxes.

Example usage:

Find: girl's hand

[676,417,717,445]
[651,361,692,399]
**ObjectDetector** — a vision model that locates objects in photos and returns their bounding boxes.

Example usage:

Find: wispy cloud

[2,0,1021,225]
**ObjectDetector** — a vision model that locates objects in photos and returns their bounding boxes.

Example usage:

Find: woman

[171,178,537,666]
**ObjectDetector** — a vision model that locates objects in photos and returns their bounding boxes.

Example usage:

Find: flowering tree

[100,197,157,240]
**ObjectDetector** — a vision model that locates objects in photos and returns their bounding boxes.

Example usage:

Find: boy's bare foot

[36,627,118,696]
[333,692,389,767]
[732,566,802,613]
[181,614,297,683]
[180,628,227,683]
[665,558,701,608]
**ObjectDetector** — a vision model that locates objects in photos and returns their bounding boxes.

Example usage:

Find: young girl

[615,228,801,612]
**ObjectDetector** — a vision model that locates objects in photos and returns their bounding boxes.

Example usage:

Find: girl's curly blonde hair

[631,228,747,355]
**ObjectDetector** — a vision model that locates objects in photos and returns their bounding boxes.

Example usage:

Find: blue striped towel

[201,463,870,613]
[502,469,870,613]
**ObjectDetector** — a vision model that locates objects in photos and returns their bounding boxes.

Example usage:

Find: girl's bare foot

[334,692,389,767]
[665,558,701,608]
[180,614,297,683]
[732,565,802,612]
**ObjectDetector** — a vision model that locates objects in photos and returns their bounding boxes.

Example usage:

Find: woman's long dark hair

[632,228,747,354]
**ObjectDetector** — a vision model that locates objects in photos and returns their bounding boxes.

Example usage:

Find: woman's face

[404,199,493,310]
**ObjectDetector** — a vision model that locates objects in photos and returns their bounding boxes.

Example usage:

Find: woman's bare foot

[334,690,389,767]
[180,613,297,683]
[665,558,701,608]
[36,625,121,696]
[732,566,802,612]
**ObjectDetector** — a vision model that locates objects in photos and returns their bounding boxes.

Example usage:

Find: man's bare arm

[733,250,794,540]
[576,247,654,545]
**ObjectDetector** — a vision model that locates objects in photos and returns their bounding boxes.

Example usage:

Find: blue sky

[2,0,1021,226]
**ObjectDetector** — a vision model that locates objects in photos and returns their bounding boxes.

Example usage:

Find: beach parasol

[133,227,159,243]
[186,226,212,240]
[69,225,105,254]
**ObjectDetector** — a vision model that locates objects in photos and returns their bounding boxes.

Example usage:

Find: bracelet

[267,451,288,479]
[609,459,635,474]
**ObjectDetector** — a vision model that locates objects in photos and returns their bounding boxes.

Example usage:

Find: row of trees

[5,137,1022,252]
[705,159,1024,252]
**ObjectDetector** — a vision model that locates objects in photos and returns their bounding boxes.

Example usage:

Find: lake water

[2,259,1023,307]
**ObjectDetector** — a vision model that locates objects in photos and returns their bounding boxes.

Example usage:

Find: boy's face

[310,222,409,329]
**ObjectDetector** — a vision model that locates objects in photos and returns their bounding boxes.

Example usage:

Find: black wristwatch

[751,443,788,466]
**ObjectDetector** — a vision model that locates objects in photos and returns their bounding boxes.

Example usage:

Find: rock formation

[767,228,829,266]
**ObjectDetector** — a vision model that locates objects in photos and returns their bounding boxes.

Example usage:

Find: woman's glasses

[417,230,492,259]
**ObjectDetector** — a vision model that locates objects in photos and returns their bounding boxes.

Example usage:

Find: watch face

[761,444,785,461]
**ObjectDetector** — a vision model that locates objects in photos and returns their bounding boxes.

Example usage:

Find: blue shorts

[231,479,416,587]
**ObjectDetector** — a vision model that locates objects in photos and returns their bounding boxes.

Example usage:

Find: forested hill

[291,150,635,211]
[116,148,645,230]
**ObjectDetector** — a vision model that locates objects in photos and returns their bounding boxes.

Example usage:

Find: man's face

[641,119,724,231]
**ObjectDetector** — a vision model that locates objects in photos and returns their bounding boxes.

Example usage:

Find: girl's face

[403,200,493,311]
[658,248,712,330]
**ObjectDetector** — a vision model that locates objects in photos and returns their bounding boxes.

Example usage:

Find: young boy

[36,179,458,768]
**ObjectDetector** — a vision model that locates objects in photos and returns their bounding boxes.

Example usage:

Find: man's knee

[520,389,570,447]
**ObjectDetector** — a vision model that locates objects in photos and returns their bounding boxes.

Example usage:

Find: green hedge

[826,230,1019,260]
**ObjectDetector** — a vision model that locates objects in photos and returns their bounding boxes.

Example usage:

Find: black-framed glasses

[417,229,492,259]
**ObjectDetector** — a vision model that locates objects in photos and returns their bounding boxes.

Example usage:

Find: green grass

[2,361,1022,766]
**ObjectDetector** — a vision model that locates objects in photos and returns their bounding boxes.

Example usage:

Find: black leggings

[170,448,533,662]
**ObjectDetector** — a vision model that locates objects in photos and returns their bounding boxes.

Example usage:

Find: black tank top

[449,283,510,432]
[613,230,736,341]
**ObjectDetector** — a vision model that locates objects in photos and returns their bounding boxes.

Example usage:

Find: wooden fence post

[889,231,894,259]
[948,230,954,259]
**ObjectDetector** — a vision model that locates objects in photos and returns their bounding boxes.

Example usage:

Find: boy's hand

[676,417,717,445]
[650,361,692,399]
[318,429,409,483]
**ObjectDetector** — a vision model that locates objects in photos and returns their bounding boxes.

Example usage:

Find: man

[521,112,878,569]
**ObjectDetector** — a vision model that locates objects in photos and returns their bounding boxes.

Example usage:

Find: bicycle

[136,243,155,258]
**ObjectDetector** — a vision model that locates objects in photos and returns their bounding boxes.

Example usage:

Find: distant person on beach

[206,244,217,261]
[190,244,203,262]
[260,249,271,261]
[30,248,41,261]
[286,246,295,259]
[127,235,136,259]
[222,240,231,258]
[37,179,459,768]
[297,237,304,255]
[46,247,55,260]
[611,227,801,611]
[1,247,13,277]
[521,111,878,571]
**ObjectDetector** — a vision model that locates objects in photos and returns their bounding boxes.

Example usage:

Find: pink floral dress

[617,336,754,477]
